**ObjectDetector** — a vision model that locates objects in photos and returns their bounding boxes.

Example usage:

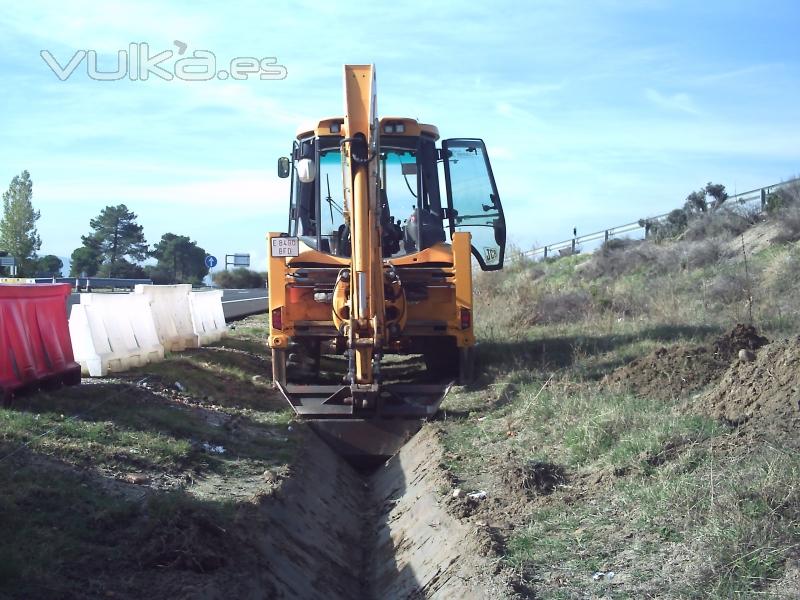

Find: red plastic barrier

[0,284,80,402]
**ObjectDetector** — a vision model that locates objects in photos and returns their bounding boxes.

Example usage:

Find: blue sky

[1,1,798,272]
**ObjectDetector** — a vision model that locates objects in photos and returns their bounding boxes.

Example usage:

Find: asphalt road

[66,288,268,321]
[215,288,269,320]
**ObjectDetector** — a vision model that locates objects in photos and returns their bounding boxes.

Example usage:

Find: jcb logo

[484,247,498,262]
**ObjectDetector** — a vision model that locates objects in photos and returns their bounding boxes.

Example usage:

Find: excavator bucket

[275,381,452,467]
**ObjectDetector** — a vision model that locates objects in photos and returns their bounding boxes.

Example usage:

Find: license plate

[271,236,299,257]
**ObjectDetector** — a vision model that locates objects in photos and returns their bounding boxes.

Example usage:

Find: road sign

[0,257,16,267]
[205,255,218,269]
[226,253,250,269]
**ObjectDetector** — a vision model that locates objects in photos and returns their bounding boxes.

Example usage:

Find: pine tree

[69,246,101,277]
[0,171,41,274]
[150,233,208,284]
[35,254,63,277]
[81,204,148,277]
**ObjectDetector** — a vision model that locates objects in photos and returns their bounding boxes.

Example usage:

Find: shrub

[773,203,800,244]
[650,209,690,240]
[534,290,593,324]
[708,272,749,305]
[763,245,800,296]
[683,208,755,241]
[581,240,679,280]
[680,239,725,270]
[212,268,267,289]
[765,178,800,214]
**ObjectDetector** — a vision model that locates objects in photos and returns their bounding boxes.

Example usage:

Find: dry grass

[683,207,759,241]
[445,217,800,598]
[773,203,800,244]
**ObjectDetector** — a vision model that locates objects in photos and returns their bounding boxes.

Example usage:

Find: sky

[1,0,798,273]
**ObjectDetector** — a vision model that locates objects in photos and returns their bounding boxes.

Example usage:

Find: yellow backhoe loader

[268,65,506,465]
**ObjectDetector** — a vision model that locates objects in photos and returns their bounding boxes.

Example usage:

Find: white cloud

[645,88,699,115]
[0,1,210,52]
[4,1,799,262]
[36,170,289,211]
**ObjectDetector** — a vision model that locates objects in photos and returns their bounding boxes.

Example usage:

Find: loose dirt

[604,324,769,399]
[701,335,800,430]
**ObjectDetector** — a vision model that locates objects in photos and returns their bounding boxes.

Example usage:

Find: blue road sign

[205,255,218,269]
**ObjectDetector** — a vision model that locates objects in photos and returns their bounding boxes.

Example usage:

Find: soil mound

[701,336,800,428]
[605,325,769,399]
[500,459,566,497]
[713,323,768,360]
[605,344,726,399]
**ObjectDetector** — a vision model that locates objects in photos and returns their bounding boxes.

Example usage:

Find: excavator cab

[268,66,506,465]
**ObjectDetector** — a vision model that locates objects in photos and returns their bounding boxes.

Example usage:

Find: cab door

[442,139,506,270]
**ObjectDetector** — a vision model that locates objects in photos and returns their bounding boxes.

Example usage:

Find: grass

[2,387,204,472]
[442,378,724,482]
[0,460,136,594]
[440,218,800,598]
[0,314,297,597]
[443,372,799,598]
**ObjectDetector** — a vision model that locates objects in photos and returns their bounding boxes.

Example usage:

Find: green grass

[0,377,294,477]
[1,393,197,472]
[0,314,298,597]
[0,457,256,596]
[0,460,136,594]
[616,443,800,597]
[443,377,724,485]
[449,376,798,597]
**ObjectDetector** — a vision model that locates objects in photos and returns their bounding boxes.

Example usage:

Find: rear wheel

[423,338,459,379]
[458,346,475,385]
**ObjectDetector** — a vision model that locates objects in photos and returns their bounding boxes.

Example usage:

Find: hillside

[437,193,800,597]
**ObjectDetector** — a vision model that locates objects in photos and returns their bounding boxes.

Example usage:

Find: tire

[423,338,459,378]
[458,346,475,385]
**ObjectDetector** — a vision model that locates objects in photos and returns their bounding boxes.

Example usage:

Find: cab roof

[296,116,439,141]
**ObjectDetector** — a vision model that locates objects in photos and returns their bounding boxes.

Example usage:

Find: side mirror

[297,158,316,183]
[277,157,290,178]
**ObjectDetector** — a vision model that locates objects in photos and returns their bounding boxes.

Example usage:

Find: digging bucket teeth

[275,381,452,468]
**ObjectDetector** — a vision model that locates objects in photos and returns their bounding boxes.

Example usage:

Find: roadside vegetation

[440,177,800,598]
[212,267,267,289]
[0,316,296,597]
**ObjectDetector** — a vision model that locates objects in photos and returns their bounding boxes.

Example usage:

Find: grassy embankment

[440,188,800,598]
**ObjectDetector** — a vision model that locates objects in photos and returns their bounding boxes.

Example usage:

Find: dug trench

[243,424,513,599]
[0,314,515,598]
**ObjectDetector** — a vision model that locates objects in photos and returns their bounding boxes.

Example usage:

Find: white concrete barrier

[190,290,227,345]
[69,293,164,376]
[134,284,199,351]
